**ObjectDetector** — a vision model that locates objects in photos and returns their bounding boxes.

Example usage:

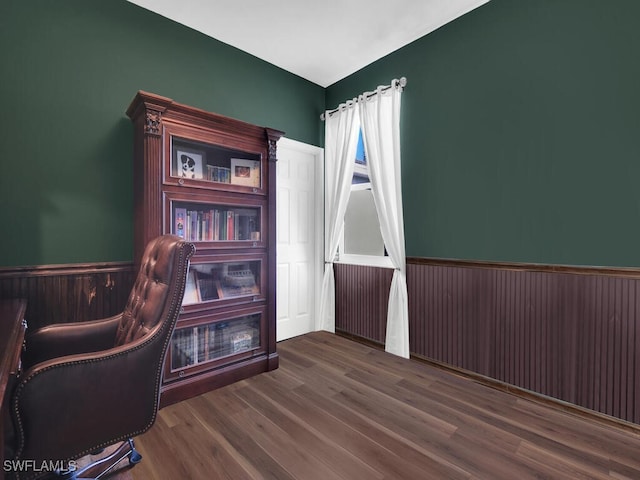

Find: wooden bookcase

[126,91,283,407]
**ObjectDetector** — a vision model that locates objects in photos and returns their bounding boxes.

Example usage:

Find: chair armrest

[13,336,165,464]
[23,314,122,368]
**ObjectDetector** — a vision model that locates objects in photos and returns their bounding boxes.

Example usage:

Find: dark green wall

[327,0,640,267]
[0,0,324,267]
[4,0,640,269]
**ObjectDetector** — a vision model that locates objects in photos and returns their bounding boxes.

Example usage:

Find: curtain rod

[320,77,407,121]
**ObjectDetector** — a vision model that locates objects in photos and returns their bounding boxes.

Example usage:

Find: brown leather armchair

[7,235,195,480]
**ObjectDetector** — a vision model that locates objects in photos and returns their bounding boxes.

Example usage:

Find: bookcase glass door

[182,259,263,306]
[170,313,262,372]
[171,200,262,243]
[170,136,262,191]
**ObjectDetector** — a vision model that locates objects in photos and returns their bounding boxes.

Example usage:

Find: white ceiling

[128,0,490,88]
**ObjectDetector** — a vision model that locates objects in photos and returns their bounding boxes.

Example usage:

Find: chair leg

[56,439,142,480]
[126,439,142,466]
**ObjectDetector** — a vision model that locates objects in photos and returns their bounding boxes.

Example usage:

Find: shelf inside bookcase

[170,136,262,189]
[172,201,261,243]
[170,313,261,371]
[182,260,262,306]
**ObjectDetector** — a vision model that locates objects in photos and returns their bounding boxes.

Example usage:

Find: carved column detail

[266,128,284,162]
[144,109,163,136]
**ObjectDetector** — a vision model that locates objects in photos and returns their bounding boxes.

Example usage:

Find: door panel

[276,138,323,341]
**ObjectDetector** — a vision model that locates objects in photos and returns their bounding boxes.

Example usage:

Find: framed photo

[230,158,260,187]
[175,147,205,180]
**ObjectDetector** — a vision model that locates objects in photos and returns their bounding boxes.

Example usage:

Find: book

[226,211,234,240]
[207,324,218,360]
[182,270,200,305]
[216,280,259,299]
[219,211,227,240]
[196,326,207,364]
[171,329,195,369]
[174,207,187,239]
[195,270,218,301]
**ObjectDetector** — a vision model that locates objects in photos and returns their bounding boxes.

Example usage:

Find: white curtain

[359,80,409,358]
[317,100,360,332]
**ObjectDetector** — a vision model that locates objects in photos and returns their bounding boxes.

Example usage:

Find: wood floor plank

[229,402,346,480]
[187,392,297,480]
[247,370,469,479]
[394,372,626,476]
[398,376,618,477]
[127,331,640,480]
[289,382,472,479]
[236,382,384,480]
[514,440,613,480]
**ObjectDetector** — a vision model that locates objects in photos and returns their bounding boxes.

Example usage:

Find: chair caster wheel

[129,449,142,465]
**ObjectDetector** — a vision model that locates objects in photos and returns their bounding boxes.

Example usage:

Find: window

[337,131,392,268]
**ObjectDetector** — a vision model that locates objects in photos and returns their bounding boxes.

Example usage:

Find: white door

[276,138,323,341]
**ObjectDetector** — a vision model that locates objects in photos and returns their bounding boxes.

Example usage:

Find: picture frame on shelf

[175,147,205,180]
[230,158,260,187]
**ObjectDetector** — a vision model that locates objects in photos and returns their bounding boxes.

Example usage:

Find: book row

[183,267,259,305]
[206,165,231,183]
[171,317,260,370]
[174,206,259,242]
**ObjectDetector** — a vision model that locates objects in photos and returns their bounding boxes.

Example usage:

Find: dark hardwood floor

[120,331,640,479]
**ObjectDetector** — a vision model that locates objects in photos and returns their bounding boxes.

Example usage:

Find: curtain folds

[359,80,409,358]
[318,101,360,332]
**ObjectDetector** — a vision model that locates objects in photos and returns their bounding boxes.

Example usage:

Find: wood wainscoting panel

[334,263,393,344]
[334,258,640,425]
[0,262,136,330]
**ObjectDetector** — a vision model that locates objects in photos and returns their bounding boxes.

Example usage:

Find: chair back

[115,234,194,347]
